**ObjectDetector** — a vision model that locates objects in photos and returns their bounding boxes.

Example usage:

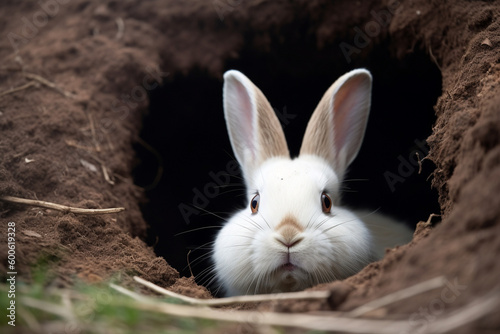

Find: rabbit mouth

[276,264,302,288]
[281,262,296,271]
[270,264,311,292]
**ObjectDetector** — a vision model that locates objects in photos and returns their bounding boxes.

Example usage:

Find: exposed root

[416,151,423,174]
[429,46,442,73]
[426,213,441,225]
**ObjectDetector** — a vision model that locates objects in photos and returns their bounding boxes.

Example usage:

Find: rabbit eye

[250,194,260,213]
[321,192,332,213]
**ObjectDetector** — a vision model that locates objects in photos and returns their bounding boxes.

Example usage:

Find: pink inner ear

[233,79,256,160]
[333,88,355,151]
[331,74,370,167]
[236,83,253,129]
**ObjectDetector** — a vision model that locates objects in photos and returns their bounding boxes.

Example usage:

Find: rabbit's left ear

[300,69,372,179]
[223,70,289,179]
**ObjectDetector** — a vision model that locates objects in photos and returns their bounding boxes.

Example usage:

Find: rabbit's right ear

[300,69,372,180]
[223,70,289,178]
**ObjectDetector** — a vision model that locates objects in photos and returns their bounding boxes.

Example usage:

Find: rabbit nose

[277,237,304,248]
[275,215,304,248]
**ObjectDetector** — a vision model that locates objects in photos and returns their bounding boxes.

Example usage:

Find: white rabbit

[213,69,413,296]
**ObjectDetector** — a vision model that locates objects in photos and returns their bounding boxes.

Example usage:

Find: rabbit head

[213,69,377,296]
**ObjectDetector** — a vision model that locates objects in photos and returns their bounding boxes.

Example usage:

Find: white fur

[213,69,413,296]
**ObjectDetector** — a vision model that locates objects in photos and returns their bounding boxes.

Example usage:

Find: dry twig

[90,155,115,185]
[111,283,408,333]
[0,81,37,98]
[23,72,74,98]
[427,290,500,332]
[111,282,499,333]
[21,297,75,321]
[20,280,497,333]
[0,69,73,99]
[110,277,500,334]
[349,276,446,317]
[429,46,442,73]
[100,164,115,185]
[416,151,423,174]
[66,137,116,185]
[0,195,124,215]
[87,112,101,152]
[133,276,330,306]
[115,17,125,40]
[65,139,100,152]
[17,307,41,332]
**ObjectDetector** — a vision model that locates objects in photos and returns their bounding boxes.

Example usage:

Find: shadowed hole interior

[133,40,442,295]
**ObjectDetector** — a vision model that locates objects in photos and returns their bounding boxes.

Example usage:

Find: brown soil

[1,0,499,332]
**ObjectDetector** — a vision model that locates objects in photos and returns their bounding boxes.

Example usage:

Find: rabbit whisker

[222,243,254,251]
[237,217,264,231]
[175,226,221,236]
[305,211,322,230]
[216,187,247,196]
[321,218,359,233]
[182,246,215,271]
[185,254,213,273]
[196,264,217,281]
[191,205,230,222]
[186,248,214,264]
[257,211,272,230]
[314,215,333,230]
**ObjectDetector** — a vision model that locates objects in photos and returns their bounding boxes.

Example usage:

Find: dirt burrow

[0,0,499,330]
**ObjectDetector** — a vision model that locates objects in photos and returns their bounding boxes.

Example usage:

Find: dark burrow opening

[133,39,442,295]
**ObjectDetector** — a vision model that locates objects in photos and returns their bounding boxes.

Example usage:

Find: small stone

[481,38,492,47]
[22,230,42,238]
